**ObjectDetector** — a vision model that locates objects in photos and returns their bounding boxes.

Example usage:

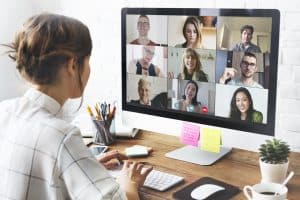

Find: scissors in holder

[100,102,107,120]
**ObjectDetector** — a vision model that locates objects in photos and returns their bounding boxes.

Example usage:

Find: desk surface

[97,130,300,200]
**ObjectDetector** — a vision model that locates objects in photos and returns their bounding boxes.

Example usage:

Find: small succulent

[259,138,290,164]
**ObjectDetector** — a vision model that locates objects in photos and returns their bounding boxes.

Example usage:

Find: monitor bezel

[121,8,280,136]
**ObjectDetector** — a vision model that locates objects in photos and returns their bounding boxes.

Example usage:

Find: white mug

[243,182,287,200]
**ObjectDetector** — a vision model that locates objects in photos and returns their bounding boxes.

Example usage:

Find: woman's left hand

[97,150,128,170]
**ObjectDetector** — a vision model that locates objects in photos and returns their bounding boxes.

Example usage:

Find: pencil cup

[92,119,115,145]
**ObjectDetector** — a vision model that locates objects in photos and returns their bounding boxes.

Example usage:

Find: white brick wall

[272,1,300,152]
[0,0,299,152]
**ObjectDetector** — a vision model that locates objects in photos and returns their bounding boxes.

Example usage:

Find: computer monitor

[121,8,280,164]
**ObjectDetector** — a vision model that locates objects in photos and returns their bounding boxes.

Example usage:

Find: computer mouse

[190,184,225,200]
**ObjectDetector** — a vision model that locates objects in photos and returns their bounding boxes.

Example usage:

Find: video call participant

[230,87,263,123]
[179,48,208,82]
[130,15,158,46]
[0,13,152,200]
[128,45,162,76]
[232,25,262,53]
[175,16,203,49]
[219,52,263,88]
[174,80,203,113]
[131,78,152,105]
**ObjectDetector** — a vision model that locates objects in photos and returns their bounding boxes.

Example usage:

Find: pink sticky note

[180,122,200,146]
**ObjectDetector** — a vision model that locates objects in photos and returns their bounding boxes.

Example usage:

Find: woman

[230,87,263,123]
[177,48,208,82]
[175,80,202,113]
[175,16,203,49]
[0,13,152,199]
[131,78,152,105]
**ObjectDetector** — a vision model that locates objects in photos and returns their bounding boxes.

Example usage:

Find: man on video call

[130,15,158,46]
[127,45,162,77]
[219,52,263,88]
[232,25,261,53]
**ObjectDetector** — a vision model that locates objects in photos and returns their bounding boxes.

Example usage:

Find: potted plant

[258,138,290,183]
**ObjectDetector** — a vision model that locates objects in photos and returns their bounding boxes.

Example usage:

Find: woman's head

[182,48,202,77]
[230,87,254,121]
[182,16,202,47]
[138,78,151,104]
[6,13,92,94]
[182,80,199,105]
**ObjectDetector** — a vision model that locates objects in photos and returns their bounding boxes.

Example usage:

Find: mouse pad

[173,177,240,200]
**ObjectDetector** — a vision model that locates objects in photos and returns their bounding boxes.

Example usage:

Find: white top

[0,88,126,200]
[227,78,263,88]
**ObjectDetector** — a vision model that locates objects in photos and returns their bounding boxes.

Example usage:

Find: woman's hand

[121,161,153,187]
[116,161,153,199]
[97,150,128,170]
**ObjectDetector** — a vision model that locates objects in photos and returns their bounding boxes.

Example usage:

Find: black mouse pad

[173,177,240,200]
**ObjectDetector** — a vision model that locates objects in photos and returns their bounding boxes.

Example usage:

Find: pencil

[86,106,94,117]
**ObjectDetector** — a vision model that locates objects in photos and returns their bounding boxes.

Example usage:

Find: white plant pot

[259,159,289,184]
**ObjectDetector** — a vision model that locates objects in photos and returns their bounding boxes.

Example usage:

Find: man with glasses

[130,15,158,46]
[219,52,263,88]
[128,45,162,76]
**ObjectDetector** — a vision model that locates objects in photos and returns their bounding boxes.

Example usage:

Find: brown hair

[182,16,202,47]
[240,25,254,34]
[4,13,92,88]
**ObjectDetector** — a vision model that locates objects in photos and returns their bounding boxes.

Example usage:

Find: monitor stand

[165,145,232,166]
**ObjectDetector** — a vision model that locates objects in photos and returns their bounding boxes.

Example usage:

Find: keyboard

[108,167,184,191]
[143,169,184,191]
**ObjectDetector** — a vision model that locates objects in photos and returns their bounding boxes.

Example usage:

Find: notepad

[180,122,200,147]
[200,128,222,153]
[125,145,149,157]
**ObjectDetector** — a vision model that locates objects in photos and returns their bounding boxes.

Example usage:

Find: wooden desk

[95,130,300,200]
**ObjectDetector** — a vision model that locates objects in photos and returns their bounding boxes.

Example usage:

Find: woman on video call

[174,80,202,113]
[177,48,208,82]
[131,78,152,105]
[230,87,263,123]
[0,13,152,199]
[175,16,203,49]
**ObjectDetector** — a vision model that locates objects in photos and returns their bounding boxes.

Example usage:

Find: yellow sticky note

[200,128,222,153]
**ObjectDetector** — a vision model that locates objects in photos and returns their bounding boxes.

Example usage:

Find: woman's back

[0,89,123,199]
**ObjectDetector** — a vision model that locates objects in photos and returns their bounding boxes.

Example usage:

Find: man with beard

[219,52,263,88]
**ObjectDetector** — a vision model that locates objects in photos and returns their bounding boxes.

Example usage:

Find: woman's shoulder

[175,43,185,48]
[196,70,208,82]
[252,110,263,123]
[130,100,140,104]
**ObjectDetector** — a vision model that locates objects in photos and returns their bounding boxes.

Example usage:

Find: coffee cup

[243,182,287,200]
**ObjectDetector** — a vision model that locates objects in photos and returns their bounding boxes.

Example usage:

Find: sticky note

[200,128,222,153]
[180,122,200,146]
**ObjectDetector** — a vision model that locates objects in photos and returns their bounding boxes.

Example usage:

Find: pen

[111,106,116,118]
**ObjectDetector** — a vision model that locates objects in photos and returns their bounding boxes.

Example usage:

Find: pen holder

[92,118,115,146]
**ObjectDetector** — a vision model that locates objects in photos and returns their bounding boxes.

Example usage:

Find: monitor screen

[122,8,280,136]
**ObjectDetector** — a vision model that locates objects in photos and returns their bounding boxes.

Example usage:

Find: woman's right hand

[116,161,153,199]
